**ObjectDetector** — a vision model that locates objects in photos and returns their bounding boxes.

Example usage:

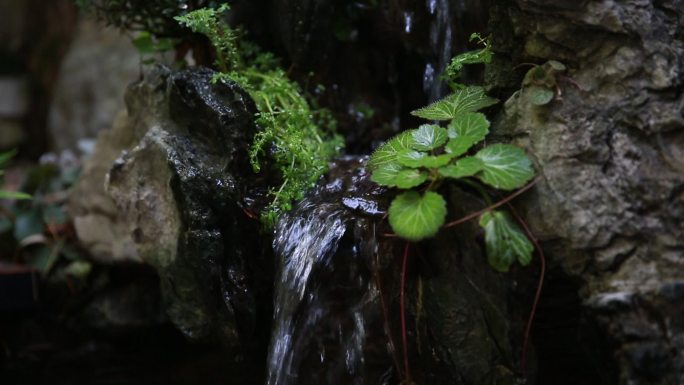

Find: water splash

[403,12,413,34]
[267,202,349,385]
[423,63,436,95]
[266,159,393,385]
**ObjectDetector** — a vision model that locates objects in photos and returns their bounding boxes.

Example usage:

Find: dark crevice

[530,270,618,385]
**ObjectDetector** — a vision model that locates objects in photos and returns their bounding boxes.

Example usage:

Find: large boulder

[105,66,274,351]
[489,1,684,383]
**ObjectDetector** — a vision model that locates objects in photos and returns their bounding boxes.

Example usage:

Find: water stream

[266,158,393,385]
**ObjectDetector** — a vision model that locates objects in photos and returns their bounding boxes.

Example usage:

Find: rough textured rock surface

[415,185,525,385]
[488,1,684,384]
[106,66,274,352]
[67,110,140,264]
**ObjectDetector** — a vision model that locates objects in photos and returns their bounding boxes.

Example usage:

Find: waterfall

[424,0,454,102]
[266,158,393,385]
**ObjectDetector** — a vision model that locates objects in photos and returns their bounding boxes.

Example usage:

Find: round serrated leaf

[479,210,533,272]
[447,112,489,142]
[439,156,484,179]
[389,191,447,241]
[368,130,416,170]
[418,153,454,168]
[445,138,471,157]
[474,144,534,190]
[371,163,404,187]
[397,150,426,168]
[411,86,498,120]
[411,124,448,151]
[395,169,428,189]
[529,86,554,106]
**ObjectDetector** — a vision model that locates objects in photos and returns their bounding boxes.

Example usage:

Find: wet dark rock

[106,66,274,353]
[268,156,392,385]
[410,185,524,385]
[268,157,526,385]
[77,273,167,333]
[489,1,684,384]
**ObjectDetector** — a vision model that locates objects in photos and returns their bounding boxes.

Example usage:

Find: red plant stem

[373,272,402,375]
[506,202,546,375]
[443,178,538,228]
[400,241,411,384]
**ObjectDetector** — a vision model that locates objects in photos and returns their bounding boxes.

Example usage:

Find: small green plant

[175,5,343,226]
[368,47,535,272]
[444,33,492,87]
[131,31,178,64]
[0,150,31,201]
[521,60,567,106]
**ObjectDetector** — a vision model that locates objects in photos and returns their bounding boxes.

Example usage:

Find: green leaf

[439,157,484,179]
[132,31,154,54]
[411,86,498,121]
[0,149,17,168]
[368,130,416,170]
[445,112,490,156]
[411,124,448,151]
[389,191,447,241]
[418,153,454,168]
[370,163,404,187]
[445,48,492,80]
[529,86,554,106]
[445,138,472,157]
[14,209,43,241]
[397,150,426,168]
[395,169,428,189]
[474,144,534,190]
[479,211,533,272]
[448,112,489,143]
[0,190,32,200]
[398,150,454,169]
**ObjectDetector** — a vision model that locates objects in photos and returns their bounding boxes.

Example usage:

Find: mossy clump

[176,5,343,227]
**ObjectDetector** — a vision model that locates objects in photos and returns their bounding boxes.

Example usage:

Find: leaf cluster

[368,47,536,271]
[444,33,492,85]
[522,60,567,106]
[0,150,31,201]
[0,157,90,281]
[176,6,343,227]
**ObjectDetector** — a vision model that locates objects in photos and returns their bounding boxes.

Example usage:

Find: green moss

[176,5,343,227]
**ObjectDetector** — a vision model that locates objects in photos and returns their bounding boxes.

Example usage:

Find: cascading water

[424,0,454,101]
[423,0,475,102]
[266,158,394,385]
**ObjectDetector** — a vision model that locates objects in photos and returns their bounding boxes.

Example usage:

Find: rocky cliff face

[64,1,684,384]
[488,1,684,384]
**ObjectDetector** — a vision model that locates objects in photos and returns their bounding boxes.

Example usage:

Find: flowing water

[424,0,454,101]
[266,158,394,385]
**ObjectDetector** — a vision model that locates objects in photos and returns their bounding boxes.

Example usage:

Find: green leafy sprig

[368,44,536,272]
[175,5,343,227]
[444,33,492,85]
[0,150,31,201]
